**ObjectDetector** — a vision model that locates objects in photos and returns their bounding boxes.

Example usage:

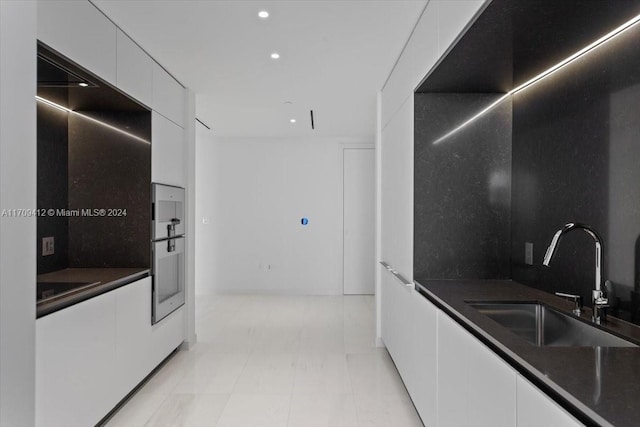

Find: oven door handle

[154,236,185,259]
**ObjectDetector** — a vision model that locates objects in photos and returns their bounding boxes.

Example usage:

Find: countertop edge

[36,269,151,319]
[414,280,614,427]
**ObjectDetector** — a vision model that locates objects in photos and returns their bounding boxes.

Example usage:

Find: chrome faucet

[543,223,609,324]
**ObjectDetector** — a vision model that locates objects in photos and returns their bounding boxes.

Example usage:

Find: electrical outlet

[42,236,55,256]
[525,242,533,265]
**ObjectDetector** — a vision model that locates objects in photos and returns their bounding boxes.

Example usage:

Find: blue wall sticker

[301,217,309,225]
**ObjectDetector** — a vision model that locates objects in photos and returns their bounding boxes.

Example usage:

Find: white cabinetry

[436,1,486,57]
[37,0,117,85]
[381,267,413,379]
[405,291,438,427]
[114,277,153,397]
[36,292,118,427]
[380,1,483,128]
[153,63,185,127]
[116,29,153,107]
[380,96,414,276]
[381,269,437,427]
[36,278,185,427]
[517,376,583,427]
[152,111,185,187]
[384,289,587,427]
[437,310,516,427]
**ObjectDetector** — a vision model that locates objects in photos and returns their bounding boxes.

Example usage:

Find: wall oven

[151,183,185,324]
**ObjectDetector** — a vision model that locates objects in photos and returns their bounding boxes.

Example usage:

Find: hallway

[105,295,423,427]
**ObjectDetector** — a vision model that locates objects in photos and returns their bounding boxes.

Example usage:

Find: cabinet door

[37,0,117,84]
[516,376,583,427]
[116,29,153,107]
[380,96,413,274]
[36,292,117,427]
[436,1,485,57]
[381,266,402,363]
[405,291,438,427]
[152,111,185,187]
[115,277,153,398]
[437,311,516,427]
[153,62,185,127]
[381,267,414,377]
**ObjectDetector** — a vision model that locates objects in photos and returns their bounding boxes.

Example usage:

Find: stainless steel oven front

[152,235,185,324]
[152,183,185,240]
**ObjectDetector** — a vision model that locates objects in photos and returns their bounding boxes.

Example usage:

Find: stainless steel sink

[468,302,637,347]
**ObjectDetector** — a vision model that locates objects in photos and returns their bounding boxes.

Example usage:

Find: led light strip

[36,96,150,144]
[432,12,640,145]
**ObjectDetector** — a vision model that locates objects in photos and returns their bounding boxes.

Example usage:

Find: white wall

[0,2,37,426]
[195,136,372,295]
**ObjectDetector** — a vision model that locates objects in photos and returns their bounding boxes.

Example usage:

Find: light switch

[525,242,533,265]
[43,236,55,256]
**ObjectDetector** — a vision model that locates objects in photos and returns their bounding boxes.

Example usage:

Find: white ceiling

[93,0,427,138]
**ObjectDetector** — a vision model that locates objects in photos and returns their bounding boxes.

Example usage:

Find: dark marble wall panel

[511,22,640,308]
[414,94,512,282]
[37,104,69,274]
[68,111,151,268]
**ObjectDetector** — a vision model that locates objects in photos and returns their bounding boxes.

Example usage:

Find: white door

[343,148,375,294]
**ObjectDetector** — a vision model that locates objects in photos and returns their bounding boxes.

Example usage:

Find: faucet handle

[592,289,609,305]
[555,292,583,315]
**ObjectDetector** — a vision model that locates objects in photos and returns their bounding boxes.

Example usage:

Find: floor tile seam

[228,345,254,395]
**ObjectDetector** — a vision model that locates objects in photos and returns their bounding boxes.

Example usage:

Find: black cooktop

[37,281,101,304]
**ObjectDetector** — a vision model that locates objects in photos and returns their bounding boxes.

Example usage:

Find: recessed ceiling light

[258,10,269,18]
[78,82,89,87]
[270,52,280,59]
[290,119,296,123]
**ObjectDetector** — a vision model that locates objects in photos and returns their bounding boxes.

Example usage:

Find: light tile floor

[104,295,423,427]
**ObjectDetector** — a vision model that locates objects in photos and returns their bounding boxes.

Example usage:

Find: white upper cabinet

[37,0,117,85]
[152,111,185,187]
[153,62,185,127]
[116,29,153,108]
[436,1,486,57]
[381,1,485,129]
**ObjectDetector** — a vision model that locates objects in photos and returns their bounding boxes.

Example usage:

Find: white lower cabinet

[381,270,438,427]
[437,310,517,427]
[114,277,154,397]
[405,291,438,427]
[36,277,184,427]
[516,376,583,427]
[383,289,588,427]
[36,291,118,427]
[381,267,418,388]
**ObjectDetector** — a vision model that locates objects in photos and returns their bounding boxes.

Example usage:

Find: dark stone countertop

[37,268,150,318]
[415,279,640,427]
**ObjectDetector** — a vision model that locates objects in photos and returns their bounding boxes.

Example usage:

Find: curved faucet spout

[543,222,607,323]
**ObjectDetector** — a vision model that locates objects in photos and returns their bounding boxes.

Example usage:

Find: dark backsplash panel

[37,104,69,274]
[68,111,151,268]
[511,22,640,309]
[414,94,512,281]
